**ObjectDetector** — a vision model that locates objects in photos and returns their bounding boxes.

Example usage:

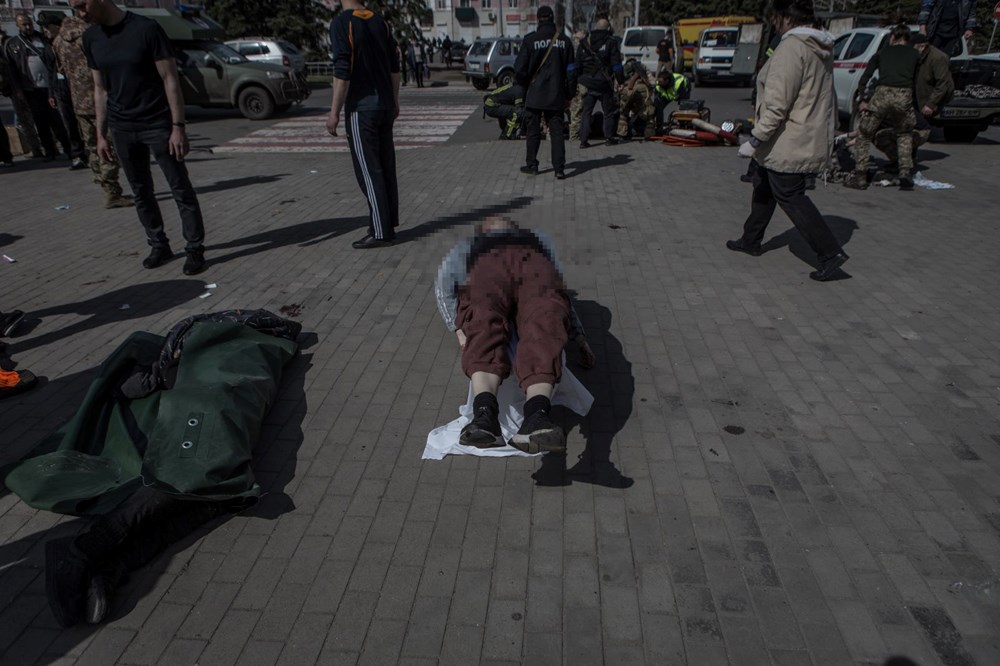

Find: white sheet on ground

[423,349,594,460]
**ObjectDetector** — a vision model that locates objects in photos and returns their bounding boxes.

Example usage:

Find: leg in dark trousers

[24,89,69,158]
[544,109,565,172]
[579,93,598,143]
[346,109,397,240]
[742,168,841,260]
[0,117,12,163]
[414,64,424,88]
[600,90,619,139]
[55,89,86,161]
[524,109,542,169]
[113,129,169,249]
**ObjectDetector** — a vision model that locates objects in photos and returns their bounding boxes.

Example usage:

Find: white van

[694,26,748,85]
[621,25,672,74]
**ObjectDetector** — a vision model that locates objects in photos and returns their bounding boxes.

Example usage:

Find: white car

[832,26,969,121]
[621,25,672,75]
[225,38,306,74]
[693,26,749,85]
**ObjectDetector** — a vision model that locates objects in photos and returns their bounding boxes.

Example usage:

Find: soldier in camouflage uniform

[47,13,132,208]
[568,31,587,141]
[617,58,655,139]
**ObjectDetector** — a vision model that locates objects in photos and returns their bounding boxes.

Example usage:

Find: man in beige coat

[726,0,848,282]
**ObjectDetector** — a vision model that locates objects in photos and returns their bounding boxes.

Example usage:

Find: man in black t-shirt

[73,0,207,275]
[327,0,401,249]
[655,35,675,75]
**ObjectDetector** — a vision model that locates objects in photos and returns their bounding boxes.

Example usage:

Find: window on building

[529,0,538,6]
[460,0,471,6]
[508,0,517,7]
[482,0,492,8]
[436,0,447,9]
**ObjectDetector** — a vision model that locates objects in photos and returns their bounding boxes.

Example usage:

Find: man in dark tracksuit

[514,5,576,179]
[327,0,401,249]
[576,19,624,148]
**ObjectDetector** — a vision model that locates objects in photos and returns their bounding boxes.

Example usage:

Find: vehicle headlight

[266,71,288,79]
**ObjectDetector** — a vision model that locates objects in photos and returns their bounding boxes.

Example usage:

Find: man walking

[655,32,675,75]
[43,12,132,208]
[514,5,576,179]
[327,0,401,249]
[3,14,73,163]
[74,0,207,275]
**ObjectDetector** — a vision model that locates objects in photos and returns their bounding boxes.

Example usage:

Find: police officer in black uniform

[514,5,576,179]
[327,0,401,249]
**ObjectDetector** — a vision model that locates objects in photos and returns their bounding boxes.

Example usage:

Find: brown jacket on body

[51,16,95,117]
[751,27,837,175]
[916,44,954,114]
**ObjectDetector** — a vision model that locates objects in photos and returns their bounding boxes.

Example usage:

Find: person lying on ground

[435,216,595,453]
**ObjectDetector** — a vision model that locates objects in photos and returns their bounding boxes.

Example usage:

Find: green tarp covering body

[5,322,297,516]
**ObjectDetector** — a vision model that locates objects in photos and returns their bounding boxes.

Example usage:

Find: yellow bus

[676,16,756,70]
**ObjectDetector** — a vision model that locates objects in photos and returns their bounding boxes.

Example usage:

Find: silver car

[225,38,306,73]
[464,37,521,91]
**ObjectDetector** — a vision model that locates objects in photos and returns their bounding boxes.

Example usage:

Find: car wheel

[238,86,276,121]
[942,126,979,143]
[472,77,490,91]
[496,71,514,88]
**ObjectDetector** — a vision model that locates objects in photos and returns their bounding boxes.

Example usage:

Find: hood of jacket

[781,26,835,61]
[58,16,90,44]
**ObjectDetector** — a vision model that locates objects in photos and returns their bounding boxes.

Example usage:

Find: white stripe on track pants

[346,109,399,240]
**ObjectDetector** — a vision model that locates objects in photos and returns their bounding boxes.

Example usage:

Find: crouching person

[484,83,525,140]
[435,216,594,453]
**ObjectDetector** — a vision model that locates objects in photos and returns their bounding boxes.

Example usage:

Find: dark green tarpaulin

[5,322,297,516]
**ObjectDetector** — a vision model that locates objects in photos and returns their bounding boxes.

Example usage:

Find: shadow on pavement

[0,335,311,664]
[533,298,634,488]
[8,280,208,356]
[195,173,290,196]
[762,215,858,279]
[566,153,634,178]
[0,233,22,250]
[207,216,370,265]
[395,196,534,244]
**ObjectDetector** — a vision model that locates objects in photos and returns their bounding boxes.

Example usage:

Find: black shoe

[809,252,849,282]
[84,563,123,625]
[511,408,565,453]
[142,245,173,269]
[605,137,619,146]
[726,239,763,257]
[42,154,55,163]
[182,248,206,275]
[555,170,566,180]
[898,171,914,191]
[0,369,37,400]
[740,173,754,183]
[45,537,90,628]
[520,165,539,175]
[580,141,590,149]
[70,157,87,171]
[0,310,25,337]
[460,406,502,448]
[352,235,394,249]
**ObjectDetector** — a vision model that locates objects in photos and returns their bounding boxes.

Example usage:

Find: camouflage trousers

[568,84,586,140]
[874,127,930,164]
[617,84,655,138]
[77,115,125,200]
[854,87,917,174]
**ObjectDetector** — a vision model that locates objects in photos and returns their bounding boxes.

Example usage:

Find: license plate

[940,108,981,118]
[468,64,480,71]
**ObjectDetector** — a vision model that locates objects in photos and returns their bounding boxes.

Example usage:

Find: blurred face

[41,23,60,39]
[15,16,33,36]
[71,0,103,24]
[916,43,928,54]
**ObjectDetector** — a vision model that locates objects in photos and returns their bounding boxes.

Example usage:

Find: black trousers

[74,486,229,578]
[23,88,71,158]
[580,90,617,142]
[345,109,399,240]
[741,168,841,260]
[0,116,12,163]
[112,127,206,251]
[53,84,86,161]
[525,108,565,172]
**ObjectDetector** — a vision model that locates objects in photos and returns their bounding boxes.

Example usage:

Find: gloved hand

[738,140,756,159]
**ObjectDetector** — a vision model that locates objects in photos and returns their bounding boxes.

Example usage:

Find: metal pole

[989,18,998,53]
[633,0,639,27]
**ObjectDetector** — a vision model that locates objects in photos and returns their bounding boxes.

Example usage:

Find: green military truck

[130,7,309,120]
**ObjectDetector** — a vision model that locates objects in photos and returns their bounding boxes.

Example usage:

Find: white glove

[738,140,756,159]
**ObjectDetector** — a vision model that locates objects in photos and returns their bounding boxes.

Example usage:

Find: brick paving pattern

[1,124,999,665]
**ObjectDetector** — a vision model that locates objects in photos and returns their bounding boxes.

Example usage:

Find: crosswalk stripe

[214,104,477,154]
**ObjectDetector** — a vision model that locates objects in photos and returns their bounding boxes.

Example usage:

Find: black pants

[930,33,963,57]
[74,487,229,579]
[0,116,12,163]
[112,127,206,251]
[23,88,71,159]
[345,109,399,240]
[580,90,617,142]
[525,108,565,172]
[741,168,841,260]
[53,84,86,161]
[413,62,424,88]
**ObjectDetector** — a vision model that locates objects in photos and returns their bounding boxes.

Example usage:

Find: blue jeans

[112,127,205,251]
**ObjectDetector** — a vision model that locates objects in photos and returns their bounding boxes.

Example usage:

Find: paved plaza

[1,83,1000,665]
